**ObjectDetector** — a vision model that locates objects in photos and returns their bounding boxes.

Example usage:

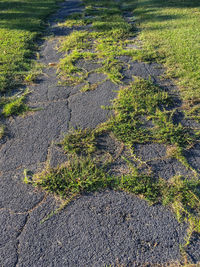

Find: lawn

[0,0,62,120]
[134,0,200,120]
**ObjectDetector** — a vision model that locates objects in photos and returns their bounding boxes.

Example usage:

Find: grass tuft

[105,78,196,149]
[0,124,5,139]
[62,128,97,155]
[2,94,29,117]
[32,155,115,198]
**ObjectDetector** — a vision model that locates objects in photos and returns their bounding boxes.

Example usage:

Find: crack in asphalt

[13,194,49,267]
[66,99,72,128]
[14,214,29,267]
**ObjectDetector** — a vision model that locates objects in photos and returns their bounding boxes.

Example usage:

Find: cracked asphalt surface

[1,0,200,266]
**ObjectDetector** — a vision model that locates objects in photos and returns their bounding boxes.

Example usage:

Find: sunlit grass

[0,0,62,121]
[134,0,200,119]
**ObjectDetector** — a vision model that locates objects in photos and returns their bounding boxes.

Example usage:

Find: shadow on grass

[0,0,60,31]
[135,0,200,9]
[133,0,200,26]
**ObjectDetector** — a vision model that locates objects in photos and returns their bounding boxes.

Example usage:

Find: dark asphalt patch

[68,79,118,129]
[185,232,200,264]
[27,68,71,104]
[149,158,192,180]
[16,191,187,267]
[0,210,28,267]
[184,144,200,173]
[134,143,167,161]
[0,101,70,172]
[0,170,44,212]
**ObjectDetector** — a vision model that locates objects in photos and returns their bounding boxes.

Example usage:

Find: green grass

[0,124,4,139]
[32,155,116,198]
[61,128,98,155]
[2,93,29,117]
[133,0,200,120]
[0,0,62,118]
[105,79,198,150]
[31,144,200,236]
[58,13,86,27]
[32,155,160,202]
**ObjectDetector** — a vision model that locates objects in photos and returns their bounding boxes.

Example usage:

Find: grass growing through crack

[106,79,197,149]
[58,13,86,27]
[61,128,97,154]
[33,155,115,198]
[58,0,136,87]
[31,146,200,235]
[58,49,96,85]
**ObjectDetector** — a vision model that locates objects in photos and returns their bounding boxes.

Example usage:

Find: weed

[161,175,200,233]
[58,49,95,85]
[32,155,115,198]
[24,62,43,84]
[59,30,91,53]
[2,93,29,117]
[80,81,100,92]
[0,125,5,139]
[59,13,86,27]
[61,128,97,155]
[119,169,160,203]
[23,169,33,184]
[105,79,169,143]
[25,73,38,84]
[152,109,195,147]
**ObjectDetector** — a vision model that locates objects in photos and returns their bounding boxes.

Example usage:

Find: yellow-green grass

[0,124,4,138]
[133,0,200,120]
[0,0,62,119]
[58,0,136,86]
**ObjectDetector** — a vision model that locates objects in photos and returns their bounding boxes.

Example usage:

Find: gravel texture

[16,191,187,267]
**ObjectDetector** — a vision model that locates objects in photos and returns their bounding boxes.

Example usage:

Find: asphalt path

[0,0,200,266]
